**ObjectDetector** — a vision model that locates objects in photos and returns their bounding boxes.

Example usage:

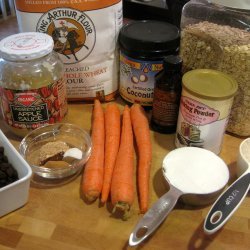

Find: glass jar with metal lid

[0,32,68,137]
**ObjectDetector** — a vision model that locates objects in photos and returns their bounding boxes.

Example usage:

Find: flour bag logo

[36,8,96,64]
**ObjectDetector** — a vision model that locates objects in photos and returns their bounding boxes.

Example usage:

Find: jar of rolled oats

[0,32,68,137]
[180,0,250,136]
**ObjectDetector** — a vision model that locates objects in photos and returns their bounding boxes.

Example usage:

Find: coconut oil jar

[119,20,180,107]
[180,0,250,136]
[0,32,68,137]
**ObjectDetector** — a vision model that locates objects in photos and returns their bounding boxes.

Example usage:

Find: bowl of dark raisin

[0,129,32,217]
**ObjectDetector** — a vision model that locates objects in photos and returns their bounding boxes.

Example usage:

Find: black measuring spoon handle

[204,172,250,234]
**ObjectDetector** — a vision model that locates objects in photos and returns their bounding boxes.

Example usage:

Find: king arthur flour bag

[15,0,123,101]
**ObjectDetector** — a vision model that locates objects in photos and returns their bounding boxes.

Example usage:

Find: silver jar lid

[0,32,54,61]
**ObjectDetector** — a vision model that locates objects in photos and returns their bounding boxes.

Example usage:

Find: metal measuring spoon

[129,147,229,246]
[204,138,250,234]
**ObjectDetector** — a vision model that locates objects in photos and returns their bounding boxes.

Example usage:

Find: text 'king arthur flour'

[15,0,123,101]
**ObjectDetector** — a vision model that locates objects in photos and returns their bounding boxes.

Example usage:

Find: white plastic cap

[0,32,54,61]
[210,0,250,10]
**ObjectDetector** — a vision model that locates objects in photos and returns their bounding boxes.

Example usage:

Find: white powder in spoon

[162,147,229,194]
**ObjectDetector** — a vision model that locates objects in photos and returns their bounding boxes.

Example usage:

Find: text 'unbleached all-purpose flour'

[15,0,123,101]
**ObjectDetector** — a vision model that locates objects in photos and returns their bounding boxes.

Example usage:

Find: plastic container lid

[119,20,180,58]
[210,0,250,10]
[0,32,54,61]
[182,69,238,99]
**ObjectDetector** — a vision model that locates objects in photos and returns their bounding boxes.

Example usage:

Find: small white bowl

[0,129,32,217]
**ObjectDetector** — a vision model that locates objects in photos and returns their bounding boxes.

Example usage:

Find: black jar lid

[119,20,180,58]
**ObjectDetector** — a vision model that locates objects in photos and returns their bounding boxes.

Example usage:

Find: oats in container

[180,0,250,136]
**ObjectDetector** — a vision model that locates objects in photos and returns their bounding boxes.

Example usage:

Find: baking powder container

[119,20,180,107]
[175,69,238,154]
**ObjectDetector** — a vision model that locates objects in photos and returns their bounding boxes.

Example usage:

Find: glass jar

[0,32,68,137]
[119,20,180,107]
[180,0,250,137]
[151,55,183,134]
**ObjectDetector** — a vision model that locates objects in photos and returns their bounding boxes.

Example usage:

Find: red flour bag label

[15,0,123,101]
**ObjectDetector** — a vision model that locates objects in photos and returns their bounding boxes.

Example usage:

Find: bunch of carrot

[81,100,152,218]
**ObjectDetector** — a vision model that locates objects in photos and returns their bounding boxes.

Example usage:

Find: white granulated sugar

[163,147,229,194]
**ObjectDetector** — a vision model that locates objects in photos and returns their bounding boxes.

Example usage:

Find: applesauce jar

[0,32,68,137]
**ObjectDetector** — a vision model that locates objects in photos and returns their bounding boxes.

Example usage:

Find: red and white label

[0,78,68,131]
[180,96,220,126]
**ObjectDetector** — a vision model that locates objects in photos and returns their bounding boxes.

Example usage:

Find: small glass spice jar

[151,55,183,134]
[0,32,68,137]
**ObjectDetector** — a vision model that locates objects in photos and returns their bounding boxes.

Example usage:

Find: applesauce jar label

[119,53,163,106]
[0,78,68,130]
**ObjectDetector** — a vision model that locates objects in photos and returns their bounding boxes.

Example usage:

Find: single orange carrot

[130,104,152,213]
[101,103,121,203]
[111,105,134,220]
[82,99,105,202]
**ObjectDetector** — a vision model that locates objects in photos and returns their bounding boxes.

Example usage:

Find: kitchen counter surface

[0,17,249,250]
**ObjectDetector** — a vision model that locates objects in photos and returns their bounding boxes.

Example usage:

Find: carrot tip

[84,191,99,202]
[112,202,131,220]
[100,197,107,204]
